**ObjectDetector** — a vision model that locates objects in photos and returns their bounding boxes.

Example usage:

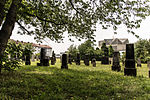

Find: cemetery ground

[1,60,150,99]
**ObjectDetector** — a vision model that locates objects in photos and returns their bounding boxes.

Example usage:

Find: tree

[0,0,150,72]
[78,40,95,60]
[135,39,148,63]
[67,44,78,61]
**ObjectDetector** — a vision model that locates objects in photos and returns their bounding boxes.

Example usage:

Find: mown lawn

[0,60,150,99]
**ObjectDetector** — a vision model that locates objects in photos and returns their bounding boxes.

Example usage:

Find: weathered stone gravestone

[76,53,80,65]
[31,55,35,62]
[37,48,49,66]
[101,43,109,64]
[92,58,96,67]
[68,54,72,64]
[147,61,150,68]
[124,44,136,76]
[137,58,141,67]
[84,54,89,66]
[109,58,113,64]
[61,54,68,69]
[111,51,121,71]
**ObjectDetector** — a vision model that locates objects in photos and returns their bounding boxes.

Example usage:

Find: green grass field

[1,60,150,100]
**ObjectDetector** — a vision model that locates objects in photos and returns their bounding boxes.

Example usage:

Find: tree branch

[16,21,31,35]
[0,0,6,26]
[24,12,66,25]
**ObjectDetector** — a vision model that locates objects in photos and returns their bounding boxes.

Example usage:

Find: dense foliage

[1,40,34,71]
[67,44,78,61]
[135,39,150,63]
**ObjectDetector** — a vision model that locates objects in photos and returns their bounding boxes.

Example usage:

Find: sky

[10,16,150,54]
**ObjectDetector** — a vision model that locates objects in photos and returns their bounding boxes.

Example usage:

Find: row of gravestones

[61,53,96,69]
[111,43,144,77]
[25,44,148,77]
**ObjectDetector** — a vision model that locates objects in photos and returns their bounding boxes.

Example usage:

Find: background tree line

[67,40,114,61]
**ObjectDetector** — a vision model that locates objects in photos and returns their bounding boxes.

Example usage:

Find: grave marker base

[124,68,136,76]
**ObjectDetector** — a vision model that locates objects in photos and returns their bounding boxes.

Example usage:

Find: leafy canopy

[14,0,150,41]
[1,0,150,42]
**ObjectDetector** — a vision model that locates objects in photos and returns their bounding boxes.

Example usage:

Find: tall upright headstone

[37,48,49,66]
[61,54,68,69]
[25,54,31,65]
[76,53,80,65]
[111,51,121,71]
[124,44,136,76]
[68,54,72,64]
[84,54,89,66]
[137,58,141,67]
[101,43,109,64]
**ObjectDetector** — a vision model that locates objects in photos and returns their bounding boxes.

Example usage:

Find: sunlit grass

[1,59,150,99]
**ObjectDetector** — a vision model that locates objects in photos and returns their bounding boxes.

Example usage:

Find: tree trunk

[0,0,22,73]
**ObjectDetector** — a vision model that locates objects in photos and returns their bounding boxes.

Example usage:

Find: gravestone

[92,58,96,67]
[109,58,113,64]
[68,54,72,64]
[37,48,49,66]
[84,54,89,66]
[61,54,68,69]
[76,53,80,65]
[147,61,150,68]
[101,43,109,64]
[31,55,35,62]
[51,57,55,65]
[25,54,31,65]
[124,44,136,76]
[111,51,121,71]
[137,58,141,67]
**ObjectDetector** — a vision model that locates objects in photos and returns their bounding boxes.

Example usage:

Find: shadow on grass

[0,65,150,100]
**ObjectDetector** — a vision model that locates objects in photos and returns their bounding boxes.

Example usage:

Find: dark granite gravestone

[37,48,49,66]
[92,58,96,67]
[101,43,109,64]
[84,54,89,66]
[76,53,80,65]
[68,54,72,64]
[25,54,31,65]
[51,57,55,65]
[137,58,141,67]
[111,51,121,71]
[61,54,68,69]
[124,44,136,76]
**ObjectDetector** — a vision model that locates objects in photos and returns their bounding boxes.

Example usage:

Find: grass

[1,60,150,99]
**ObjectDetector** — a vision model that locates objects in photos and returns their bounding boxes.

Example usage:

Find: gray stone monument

[111,51,121,71]
[61,54,68,69]
[137,58,141,67]
[124,44,136,76]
